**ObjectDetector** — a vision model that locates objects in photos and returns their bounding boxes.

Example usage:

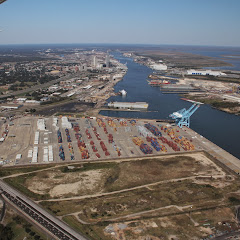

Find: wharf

[183,126,240,174]
[99,108,156,113]
[1,115,238,177]
[162,91,203,94]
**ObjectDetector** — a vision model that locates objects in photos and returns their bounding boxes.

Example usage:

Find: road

[0,180,89,240]
[37,174,225,203]
[0,74,77,99]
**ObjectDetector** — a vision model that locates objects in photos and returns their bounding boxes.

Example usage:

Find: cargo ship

[148,80,170,86]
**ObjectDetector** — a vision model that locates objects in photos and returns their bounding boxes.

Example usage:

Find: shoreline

[182,94,240,116]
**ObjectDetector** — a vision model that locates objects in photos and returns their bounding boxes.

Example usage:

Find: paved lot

[0,116,203,166]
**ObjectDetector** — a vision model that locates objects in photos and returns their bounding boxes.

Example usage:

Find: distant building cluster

[0,48,128,112]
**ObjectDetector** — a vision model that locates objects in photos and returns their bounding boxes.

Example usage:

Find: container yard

[1,115,240,176]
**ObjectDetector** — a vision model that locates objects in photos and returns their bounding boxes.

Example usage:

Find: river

[100,52,240,159]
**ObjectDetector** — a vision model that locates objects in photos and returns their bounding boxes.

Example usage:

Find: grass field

[0,164,56,177]
[40,180,226,219]
[1,208,48,240]
[3,152,240,239]
[3,153,226,200]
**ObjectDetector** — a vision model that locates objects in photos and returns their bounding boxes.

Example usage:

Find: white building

[150,63,168,71]
[16,98,27,103]
[92,56,97,68]
[108,102,148,110]
[25,100,40,105]
[187,69,226,76]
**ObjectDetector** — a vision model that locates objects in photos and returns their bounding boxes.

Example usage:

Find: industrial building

[150,63,168,71]
[108,102,149,109]
[187,69,226,76]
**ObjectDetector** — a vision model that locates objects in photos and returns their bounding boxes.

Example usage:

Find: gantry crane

[170,100,202,128]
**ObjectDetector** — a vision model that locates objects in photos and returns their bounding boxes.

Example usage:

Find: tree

[0,224,14,240]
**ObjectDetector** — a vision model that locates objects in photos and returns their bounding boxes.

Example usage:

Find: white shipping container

[32,147,38,163]
[27,150,33,158]
[43,155,48,162]
[16,154,22,160]
[37,119,45,131]
[34,131,39,145]
[61,116,72,129]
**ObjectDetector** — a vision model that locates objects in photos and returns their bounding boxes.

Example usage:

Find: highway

[0,180,89,240]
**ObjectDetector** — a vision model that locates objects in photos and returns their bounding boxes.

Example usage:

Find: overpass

[0,180,88,240]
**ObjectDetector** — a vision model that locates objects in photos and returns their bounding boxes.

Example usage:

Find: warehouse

[187,69,226,76]
[108,102,149,110]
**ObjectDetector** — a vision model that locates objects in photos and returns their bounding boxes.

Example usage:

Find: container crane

[170,100,202,128]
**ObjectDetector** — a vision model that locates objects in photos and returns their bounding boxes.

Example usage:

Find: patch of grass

[104,165,120,191]
[40,180,224,221]
[1,212,47,240]
[62,215,111,240]
[191,207,235,226]
[0,164,55,177]
[228,196,240,205]
[4,174,50,200]
[60,162,117,173]
[103,156,215,191]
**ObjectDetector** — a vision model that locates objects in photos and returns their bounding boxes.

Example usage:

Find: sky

[0,0,240,46]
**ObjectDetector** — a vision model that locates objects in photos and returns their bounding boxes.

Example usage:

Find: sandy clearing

[27,169,105,197]
[49,169,104,198]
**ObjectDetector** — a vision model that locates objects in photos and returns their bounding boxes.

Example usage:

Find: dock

[183,126,240,174]
[99,108,156,113]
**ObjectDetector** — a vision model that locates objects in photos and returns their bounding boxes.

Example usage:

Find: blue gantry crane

[170,100,202,128]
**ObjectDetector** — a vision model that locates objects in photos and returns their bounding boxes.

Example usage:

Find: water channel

[100,52,240,159]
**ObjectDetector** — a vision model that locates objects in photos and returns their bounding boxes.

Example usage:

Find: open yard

[4,152,227,200]
[3,151,240,239]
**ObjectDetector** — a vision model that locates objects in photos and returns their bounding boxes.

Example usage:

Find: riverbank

[134,50,233,68]
[99,52,240,160]
[183,93,240,115]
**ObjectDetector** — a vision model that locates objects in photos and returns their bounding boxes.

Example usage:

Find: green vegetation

[60,162,117,173]
[0,215,47,240]
[228,196,240,204]
[211,101,240,108]
[0,164,55,177]
[4,174,50,200]
[62,215,110,240]
[186,74,240,84]
[136,51,232,68]
[40,96,69,105]
[40,180,224,220]
[4,154,225,201]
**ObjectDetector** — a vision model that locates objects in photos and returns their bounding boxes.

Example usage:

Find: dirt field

[3,150,240,239]
[4,152,227,200]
